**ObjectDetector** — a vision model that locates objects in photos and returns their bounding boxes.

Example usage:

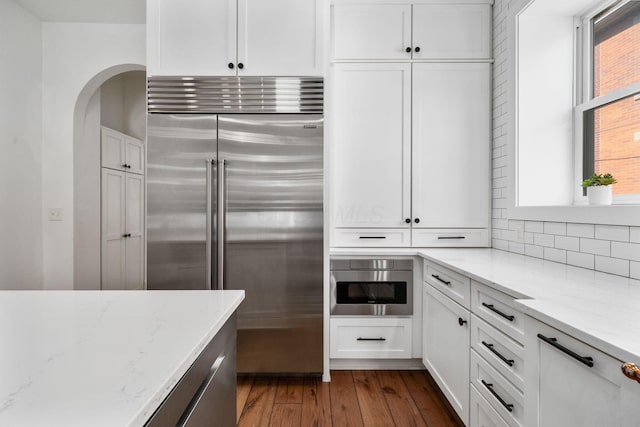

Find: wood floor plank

[275,378,304,404]
[238,378,278,427]
[329,371,364,427]
[237,376,255,422]
[268,403,302,427]
[376,371,427,427]
[301,377,332,427]
[352,370,395,427]
[400,370,461,427]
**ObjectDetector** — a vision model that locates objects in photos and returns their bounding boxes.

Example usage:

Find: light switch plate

[48,208,64,221]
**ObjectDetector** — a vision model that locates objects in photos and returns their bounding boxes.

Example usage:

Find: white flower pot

[587,185,613,205]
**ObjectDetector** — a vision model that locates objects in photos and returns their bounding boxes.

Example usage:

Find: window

[577,0,640,199]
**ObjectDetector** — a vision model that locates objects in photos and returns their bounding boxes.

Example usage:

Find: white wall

[42,23,145,289]
[100,71,147,140]
[0,0,43,290]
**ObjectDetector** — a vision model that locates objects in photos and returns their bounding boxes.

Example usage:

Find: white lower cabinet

[422,282,470,425]
[524,316,640,427]
[470,385,510,427]
[330,317,412,359]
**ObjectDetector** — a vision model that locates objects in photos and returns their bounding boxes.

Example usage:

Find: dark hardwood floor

[237,370,463,427]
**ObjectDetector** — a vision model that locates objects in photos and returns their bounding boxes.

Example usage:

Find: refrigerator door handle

[205,159,215,290]
[218,159,227,290]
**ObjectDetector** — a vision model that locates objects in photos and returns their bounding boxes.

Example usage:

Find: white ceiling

[14,0,145,24]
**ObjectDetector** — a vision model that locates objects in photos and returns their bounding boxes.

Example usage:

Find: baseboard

[330,358,425,370]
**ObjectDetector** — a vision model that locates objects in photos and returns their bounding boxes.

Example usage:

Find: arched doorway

[73,64,145,290]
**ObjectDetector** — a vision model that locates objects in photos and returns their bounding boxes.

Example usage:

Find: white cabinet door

[125,137,145,175]
[423,283,470,425]
[412,63,490,228]
[101,169,126,290]
[412,4,491,60]
[332,4,411,60]
[524,317,632,427]
[238,0,322,76]
[147,0,236,76]
[125,174,144,290]
[101,127,126,171]
[331,63,411,228]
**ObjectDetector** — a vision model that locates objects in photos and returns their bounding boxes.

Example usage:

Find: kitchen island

[0,290,244,426]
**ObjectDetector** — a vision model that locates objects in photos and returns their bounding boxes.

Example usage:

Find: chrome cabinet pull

[482,303,515,321]
[482,341,515,367]
[481,379,514,412]
[538,334,594,367]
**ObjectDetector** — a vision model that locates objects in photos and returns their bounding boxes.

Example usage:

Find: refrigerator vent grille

[147,76,324,113]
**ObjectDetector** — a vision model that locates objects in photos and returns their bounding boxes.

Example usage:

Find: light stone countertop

[0,290,244,427]
[331,247,640,364]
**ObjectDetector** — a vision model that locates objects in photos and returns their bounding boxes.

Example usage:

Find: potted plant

[582,173,617,205]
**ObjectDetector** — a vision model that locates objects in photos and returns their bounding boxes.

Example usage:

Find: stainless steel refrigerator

[146,77,323,374]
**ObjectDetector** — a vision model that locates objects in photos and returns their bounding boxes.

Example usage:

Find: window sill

[506,204,640,226]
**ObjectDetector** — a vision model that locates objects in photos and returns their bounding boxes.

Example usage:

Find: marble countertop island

[0,290,244,427]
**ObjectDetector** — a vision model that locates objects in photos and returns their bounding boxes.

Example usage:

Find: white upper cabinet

[412,4,491,60]
[332,4,411,60]
[148,0,323,76]
[412,62,490,229]
[331,62,411,229]
[332,2,491,61]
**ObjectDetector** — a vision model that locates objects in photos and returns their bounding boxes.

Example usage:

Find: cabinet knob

[622,363,640,384]
[414,46,421,53]
[237,63,244,70]
[405,47,412,53]
[414,218,420,224]
[228,62,234,69]
[122,233,131,238]
[405,218,411,224]
[458,317,467,326]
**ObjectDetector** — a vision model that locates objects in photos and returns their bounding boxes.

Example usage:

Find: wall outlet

[48,208,64,221]
[514,222,525,243]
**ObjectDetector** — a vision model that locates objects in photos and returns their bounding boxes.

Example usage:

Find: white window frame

[506,0,640,226]
[574,0,640,205]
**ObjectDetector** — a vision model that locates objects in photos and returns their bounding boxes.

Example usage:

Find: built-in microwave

[330,258,413,316]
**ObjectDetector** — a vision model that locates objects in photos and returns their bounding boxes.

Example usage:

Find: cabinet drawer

[471,315,524,392]
[330,317,412,359]
[471,281,524,344]
[471,350,524,427]
[412,228,489,247]
[470,385,510,427]
[424,261,470,309]
[332,228,411,247]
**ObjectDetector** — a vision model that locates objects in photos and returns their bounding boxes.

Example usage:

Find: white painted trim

[506,204,640,226]
[331,0,492,4]
[330,358,425,370]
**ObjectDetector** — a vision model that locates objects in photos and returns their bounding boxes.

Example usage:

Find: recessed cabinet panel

[125,137,145,175]
[412,63,490,228]
[332,63,411,228]
[412,4,491,59]
[148,0,236,76]
[102,169,126,290]
[332,4,411,60]
[239,0,321,76]
[125,174,144,290]
[332,228,411,247]
[101,128,126,171]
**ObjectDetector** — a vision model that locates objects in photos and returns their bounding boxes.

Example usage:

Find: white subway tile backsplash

[525,244,543,259]
[534,233,555,248]
[508,220,524,230]
[493,239,509,251]
[594,225,629,242]
[509,242,525,254]
[579,238,611,256]
[567,223,595,238]
[631,262,640,280]
[595,256,630,277]
[544,222,566,235]
[611,242,640,262]
[492,218,508,230]
[524,232,534,245]
[555,235,579,252]
[567,251,595,269]
[631,227,640,243]
[544,247,567,263]
[525,221,543,233]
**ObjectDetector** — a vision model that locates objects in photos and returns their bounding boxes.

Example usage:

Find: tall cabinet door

[238,0,322,76]
[125,174,145,290]
[101,169,126,290]
[412,63,490,228]
[147,0,236,76]
[125,137,145,176]
[332,63,411,229]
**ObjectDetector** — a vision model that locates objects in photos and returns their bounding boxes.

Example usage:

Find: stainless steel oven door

[330,270,413,315]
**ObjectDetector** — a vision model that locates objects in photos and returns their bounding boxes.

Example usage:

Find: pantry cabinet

[101,127,144,175]
[147,0,323,76]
